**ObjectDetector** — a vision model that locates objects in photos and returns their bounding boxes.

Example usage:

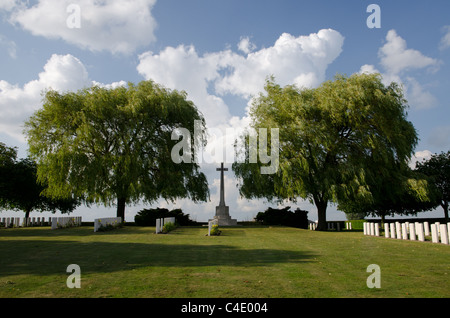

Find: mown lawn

[0,225,448,298]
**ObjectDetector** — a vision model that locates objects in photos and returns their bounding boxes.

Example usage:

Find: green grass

[0,225,449,298]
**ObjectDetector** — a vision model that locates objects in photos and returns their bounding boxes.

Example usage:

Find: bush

[256,207,309,229]
[162,222,177,233]
[348,219,366,230]
[134,207,197,226]
[209,224,221,236]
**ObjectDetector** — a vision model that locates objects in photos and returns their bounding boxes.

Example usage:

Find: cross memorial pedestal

[209,162,237,226]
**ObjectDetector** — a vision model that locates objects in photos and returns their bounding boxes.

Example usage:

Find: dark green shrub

[134,207,197,226]
[256,207,309,229]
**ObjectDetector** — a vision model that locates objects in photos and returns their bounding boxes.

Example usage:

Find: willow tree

[25,80,209,220]
[233,73,418,230]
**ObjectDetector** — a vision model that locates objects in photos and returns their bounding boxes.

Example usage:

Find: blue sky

[1,0,449,222]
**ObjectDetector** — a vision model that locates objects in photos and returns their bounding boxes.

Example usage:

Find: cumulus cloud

[360,30,440,110]
[7,0,157,54]
[379,30,439,75]
[215,29,344,98]
[0,54,91,142]
[137,29,344,129]
[237,36,256,54]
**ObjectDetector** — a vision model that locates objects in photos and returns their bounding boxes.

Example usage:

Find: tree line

[0,75,448,229]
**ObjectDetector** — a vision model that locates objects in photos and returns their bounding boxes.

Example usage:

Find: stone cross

[216,162,228,206]
[209,162,237,226]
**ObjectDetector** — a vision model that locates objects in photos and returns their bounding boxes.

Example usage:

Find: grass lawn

[0,225,449,298]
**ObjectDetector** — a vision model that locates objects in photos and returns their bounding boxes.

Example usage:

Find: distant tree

[255,206,308,229]
[233,73,419,230]
[0,142,80,218]
[25,80,209,221]
[415,151,450,222]
[134,207,196,226]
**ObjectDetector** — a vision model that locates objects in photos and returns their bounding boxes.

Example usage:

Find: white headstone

[374,223,379,236]
[395,222,402,239]
[402,223,408,240]
[390,223,396,239]
[409,223,416,241]
[156,218,161,234]
[424,222,430,236]
[431,224,439,243]
[370,223,375,236]
[384,223,390,238]
[440,224,449,244]
[416,223,425,242]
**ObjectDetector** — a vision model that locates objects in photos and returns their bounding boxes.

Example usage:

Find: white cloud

[237,36,256,54]
[8,0,157,55]
[379,30,439,75]
[439,26,450,50]
[360,30,440,110]
[409,150,433,169]
[0,54,91,142]
[215,29,344,98]
[137,29,344,129]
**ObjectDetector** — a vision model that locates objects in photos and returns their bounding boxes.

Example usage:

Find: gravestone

[416,223,425,242]
[439,224,449,244]
[209,163,237,226]
[431,224,439,243]
[424,222,430,236]
[409,223,416,241]
[402,223,408,240]
[395,222,401,239]
[390,223,396,239]
[384,223,390,238]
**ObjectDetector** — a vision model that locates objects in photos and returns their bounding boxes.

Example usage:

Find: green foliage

[415,151,450,221]
[347,220,366,230]
[255,207,309,229]
[209,224,221,236]
[96,222,123,232]
[0,142,80,217]
[24,80,209,219]
[233,73,418,230]
[134,207,196,226]
[162,222,177,233]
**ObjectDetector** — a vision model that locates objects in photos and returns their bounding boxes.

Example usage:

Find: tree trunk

[442,201,449,223]
[315,200,328,231]
[25,209,31,219]
[116,197,126,222]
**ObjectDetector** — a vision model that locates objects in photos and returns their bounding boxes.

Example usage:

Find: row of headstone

[364,221,450,245]
[2,217,21,228]
[2,216,81,228]
[155,217,176,234]
[94,217,122,232]
[51,217,82,230]
[309,222,352,231]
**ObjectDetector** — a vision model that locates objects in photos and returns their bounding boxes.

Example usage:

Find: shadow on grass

[0,239,317,277]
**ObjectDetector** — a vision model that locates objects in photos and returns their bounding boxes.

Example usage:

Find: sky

[1,0,449,222]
